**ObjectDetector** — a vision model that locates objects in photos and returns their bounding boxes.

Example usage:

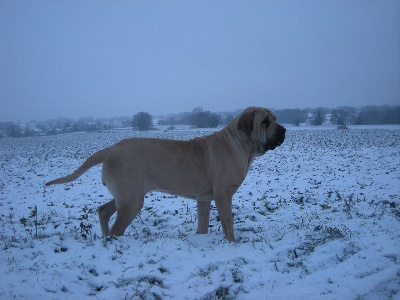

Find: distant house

[20,123,44,136]
[31,127,44,136]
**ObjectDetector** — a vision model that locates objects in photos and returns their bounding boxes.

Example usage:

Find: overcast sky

[1,1,399,122]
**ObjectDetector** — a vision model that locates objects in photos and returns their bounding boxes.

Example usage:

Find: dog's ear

[237,110,255,138]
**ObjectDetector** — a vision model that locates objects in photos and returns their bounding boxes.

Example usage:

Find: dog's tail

[45,148,109,186]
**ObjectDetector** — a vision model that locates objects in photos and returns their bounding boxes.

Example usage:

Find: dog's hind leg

[197,201,211,234]
[97,199,116,236]
[108,196,144,236]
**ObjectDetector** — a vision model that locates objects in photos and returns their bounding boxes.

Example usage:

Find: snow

[1,125,399,299]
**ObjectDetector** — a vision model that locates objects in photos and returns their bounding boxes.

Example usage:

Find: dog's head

[237,107,286,155]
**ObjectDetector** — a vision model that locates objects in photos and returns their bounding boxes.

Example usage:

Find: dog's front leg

[214,194,235,242]
[197,201,211,234]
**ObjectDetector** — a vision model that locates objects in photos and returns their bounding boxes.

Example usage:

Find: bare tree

[331,109,349,126]
[190,107,221,128]
[274,109,307,126]
[311,108,325,126]
[132,112,153,131]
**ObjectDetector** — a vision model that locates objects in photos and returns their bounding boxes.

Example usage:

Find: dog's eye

[262,117,270,125]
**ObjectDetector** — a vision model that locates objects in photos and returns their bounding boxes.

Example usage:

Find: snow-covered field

[1,125,399,299]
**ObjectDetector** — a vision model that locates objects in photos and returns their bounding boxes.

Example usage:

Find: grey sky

[1,1,399,122]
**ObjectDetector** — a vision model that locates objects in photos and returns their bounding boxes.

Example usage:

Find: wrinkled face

[237,107,286,155]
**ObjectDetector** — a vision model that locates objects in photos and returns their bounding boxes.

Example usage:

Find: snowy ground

[1,125,399,299]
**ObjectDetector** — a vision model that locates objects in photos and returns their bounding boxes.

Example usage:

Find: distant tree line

[156,105,399,128]
[273,105,400,126]
[327,105,400,125]
[1,105,399,138]
[0,116,132,138]
[273,109,309,126]
[133,107,226,131]
[157,107,235,129]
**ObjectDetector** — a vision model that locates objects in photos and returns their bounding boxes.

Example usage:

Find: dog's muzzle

[276,124,286,146]
[265,124,286,151]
